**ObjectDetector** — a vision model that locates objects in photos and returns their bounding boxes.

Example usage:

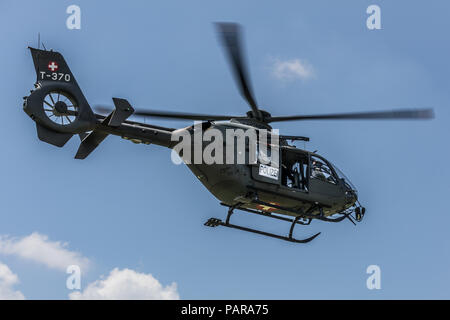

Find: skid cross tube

[219,203,311,225]
[205,203,320,244]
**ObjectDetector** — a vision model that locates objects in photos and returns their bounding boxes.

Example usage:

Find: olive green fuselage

[171,121,357,218]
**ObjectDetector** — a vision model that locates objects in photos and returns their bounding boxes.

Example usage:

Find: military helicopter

[22,23,433,243]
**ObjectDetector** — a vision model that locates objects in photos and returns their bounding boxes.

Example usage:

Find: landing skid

[204,204,321,244]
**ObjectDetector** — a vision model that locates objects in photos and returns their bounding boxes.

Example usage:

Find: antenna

[38,32,47,51]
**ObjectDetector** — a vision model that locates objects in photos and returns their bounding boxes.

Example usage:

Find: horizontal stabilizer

[74,98,134,159]
[36,123,73,147]
[78,132,88,141]
[109,98,134,127]
[74,130,108,159]
[74,112,113,159]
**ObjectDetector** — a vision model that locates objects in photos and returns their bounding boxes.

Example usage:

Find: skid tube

[204,203,321,244]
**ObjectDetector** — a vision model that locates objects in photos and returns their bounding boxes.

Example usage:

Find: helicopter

[22,23,433,243]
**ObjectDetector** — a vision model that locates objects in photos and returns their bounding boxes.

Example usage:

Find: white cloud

[69,268,179,300]
[0,262,25,299]
[271,58,315,81]
[0,232,89,272]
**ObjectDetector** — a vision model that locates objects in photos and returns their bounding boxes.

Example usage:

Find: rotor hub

[246,110,272,121]
[54,101,68,115]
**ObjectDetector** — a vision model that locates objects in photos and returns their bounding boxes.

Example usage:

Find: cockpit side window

[310,155,338,184]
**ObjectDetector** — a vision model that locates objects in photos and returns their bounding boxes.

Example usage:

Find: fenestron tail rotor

[23,47,97,148]
[43,90,79,125]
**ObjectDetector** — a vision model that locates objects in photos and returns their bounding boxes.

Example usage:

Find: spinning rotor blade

[215,22,260,119]
[95,105,240,121]
[267,108,434,122]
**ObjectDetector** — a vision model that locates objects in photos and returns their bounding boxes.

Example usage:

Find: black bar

[0,300,446,317]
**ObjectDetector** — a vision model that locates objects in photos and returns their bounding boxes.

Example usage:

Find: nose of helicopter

[346,188,357,203]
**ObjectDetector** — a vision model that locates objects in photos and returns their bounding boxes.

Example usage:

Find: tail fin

[29,47,79,86]
[24,47,97,147]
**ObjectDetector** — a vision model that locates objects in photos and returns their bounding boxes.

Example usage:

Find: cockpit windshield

[310,156,338,185]
[330,162,357,193]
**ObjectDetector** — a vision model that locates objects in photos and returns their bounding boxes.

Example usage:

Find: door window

[281,150,308,191]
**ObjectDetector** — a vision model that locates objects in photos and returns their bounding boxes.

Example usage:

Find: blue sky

[0,0,449,299]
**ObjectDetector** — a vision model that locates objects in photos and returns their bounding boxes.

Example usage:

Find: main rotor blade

[267,108,434,122]
[95,105,240,121]
[215,22,260,119]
